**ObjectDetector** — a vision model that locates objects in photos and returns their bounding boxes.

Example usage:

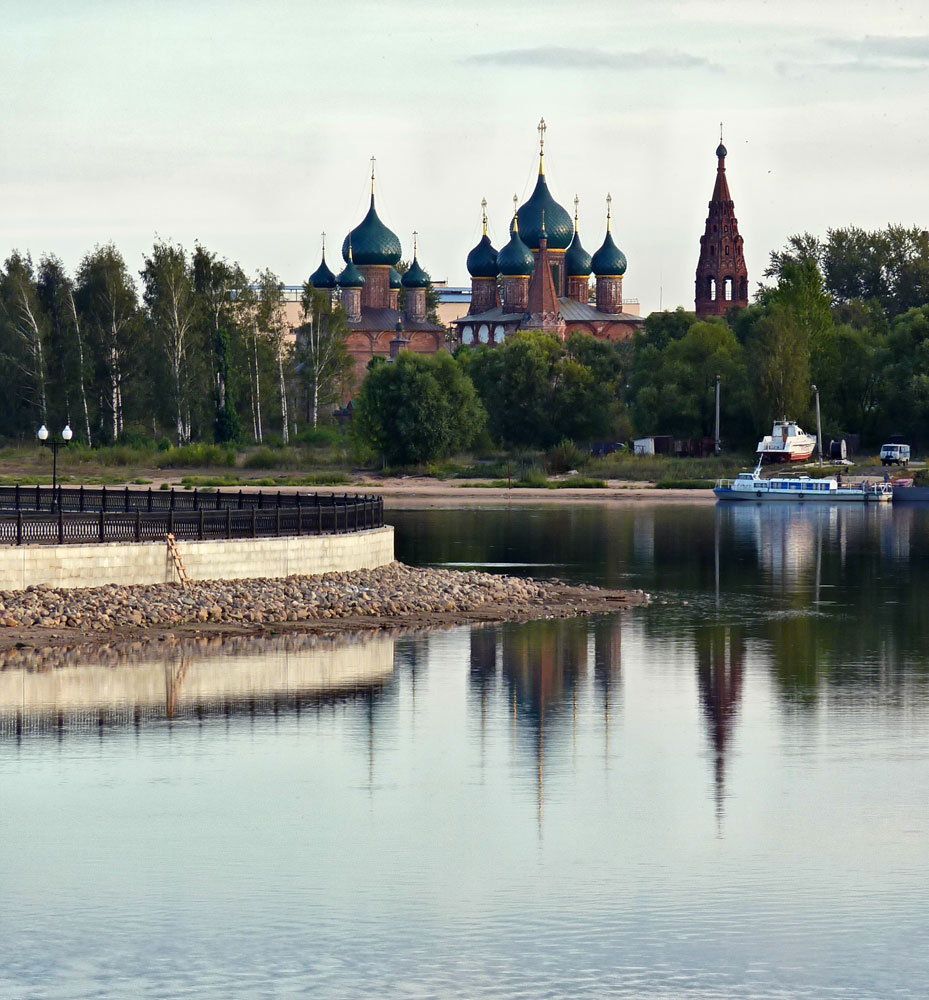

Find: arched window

[709,277,717,302]
[494,324,506,342]
[713,224,718,233]
[461,325,474,345]
[710,245,716,256]
[725,245,730,255]
[478,324,490,343]
[724,277,733,301]
[739,277,748,300]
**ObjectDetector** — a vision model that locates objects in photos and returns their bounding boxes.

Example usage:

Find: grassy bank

[0,437,755,490]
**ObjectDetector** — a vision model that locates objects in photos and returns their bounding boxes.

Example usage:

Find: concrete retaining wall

[0,526,394,591]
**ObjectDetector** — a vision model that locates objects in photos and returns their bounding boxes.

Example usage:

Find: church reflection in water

[468,616,624,823]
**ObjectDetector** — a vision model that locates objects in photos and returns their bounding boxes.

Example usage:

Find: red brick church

[453,120,644,348]
[305,160,444,387]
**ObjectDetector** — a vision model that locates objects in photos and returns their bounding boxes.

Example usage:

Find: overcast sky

[2,0,928,313]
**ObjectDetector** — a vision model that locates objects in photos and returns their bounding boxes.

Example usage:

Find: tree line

[354,224,929,464]
[0,241,351,446]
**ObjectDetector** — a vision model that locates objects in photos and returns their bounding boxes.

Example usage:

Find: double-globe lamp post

[37,423,72,507]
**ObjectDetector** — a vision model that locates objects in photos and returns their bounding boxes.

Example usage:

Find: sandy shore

[306,477,716,508]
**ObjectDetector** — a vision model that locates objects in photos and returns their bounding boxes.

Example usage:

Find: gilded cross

[537,117,547,154]
[413,230,418,256]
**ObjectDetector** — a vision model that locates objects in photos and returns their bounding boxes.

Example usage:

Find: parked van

[880,443,910,466]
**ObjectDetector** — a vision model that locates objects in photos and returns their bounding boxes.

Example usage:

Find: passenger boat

[715,463,892,503]
[756,420,817,462]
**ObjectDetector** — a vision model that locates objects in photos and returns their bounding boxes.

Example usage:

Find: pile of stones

[0,562,601,633]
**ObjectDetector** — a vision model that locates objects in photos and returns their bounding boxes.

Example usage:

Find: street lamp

[811,385,823,467]
[37,423,72,506]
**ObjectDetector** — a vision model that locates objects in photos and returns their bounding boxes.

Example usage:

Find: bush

[294,426,343,446]
[545,438,586,474]
[155,443,236,468]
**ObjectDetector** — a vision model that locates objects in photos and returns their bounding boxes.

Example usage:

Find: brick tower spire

[695,127,748,317]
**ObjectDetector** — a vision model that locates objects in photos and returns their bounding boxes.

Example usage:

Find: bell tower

[695,127,748,317]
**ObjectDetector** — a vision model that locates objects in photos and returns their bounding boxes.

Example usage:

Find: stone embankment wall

[0,526,394,592]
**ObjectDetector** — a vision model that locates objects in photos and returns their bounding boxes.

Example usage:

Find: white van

[880,443,910,466]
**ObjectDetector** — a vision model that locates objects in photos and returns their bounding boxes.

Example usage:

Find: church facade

[454,121,643,348]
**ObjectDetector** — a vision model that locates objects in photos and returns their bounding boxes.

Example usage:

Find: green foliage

[353,350,486,465]
[545,438,587,474]
[462,330,627,448]
[155,443,236,468]
[630,318,752,443]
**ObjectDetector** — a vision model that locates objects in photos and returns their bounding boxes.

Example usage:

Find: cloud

[464,45,716,72]
[820,34,929,72]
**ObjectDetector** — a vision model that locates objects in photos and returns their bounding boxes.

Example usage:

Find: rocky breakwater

[0,562,647,641]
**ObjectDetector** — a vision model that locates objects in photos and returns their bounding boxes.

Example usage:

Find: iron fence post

[199,508,204,540]
[79,485,84,512]
[16,511,22,546]
[58,508,63,544]
[251,508,256,538]
[135,510,141,543]
[99,508,105,543]
[226,507,231,539]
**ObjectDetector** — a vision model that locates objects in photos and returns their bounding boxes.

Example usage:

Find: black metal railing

[0,487,384,546]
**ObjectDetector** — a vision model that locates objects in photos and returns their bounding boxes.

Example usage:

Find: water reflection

[0,632,395,738]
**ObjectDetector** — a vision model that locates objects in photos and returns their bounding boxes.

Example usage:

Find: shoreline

[0,562,647,658]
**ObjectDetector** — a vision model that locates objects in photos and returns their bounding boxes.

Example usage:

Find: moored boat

[756,419,816,462]
[715,464,892,503]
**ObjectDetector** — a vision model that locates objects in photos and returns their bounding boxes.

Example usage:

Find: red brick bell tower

[695,128,748,317]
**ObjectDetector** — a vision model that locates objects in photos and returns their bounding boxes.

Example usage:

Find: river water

[1,502,928,998]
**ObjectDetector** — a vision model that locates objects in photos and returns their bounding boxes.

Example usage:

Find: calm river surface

[2,501,929,998]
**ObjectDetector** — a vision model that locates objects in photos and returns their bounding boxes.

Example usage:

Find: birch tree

[75,245,138,442]
[297,286,352,426]
[141,240,198,443]
[0,252,49,426]
[254,269,291,442]
[37,255,93,445]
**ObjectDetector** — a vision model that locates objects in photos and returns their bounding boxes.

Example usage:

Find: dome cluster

[306,164,433,297]
[466,130,627,282]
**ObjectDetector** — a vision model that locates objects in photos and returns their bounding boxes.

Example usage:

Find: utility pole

[812,384,823,467]
[715,374,721,456]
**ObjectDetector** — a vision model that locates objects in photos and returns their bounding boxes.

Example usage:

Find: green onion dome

[401,256,430,289]
[341,194,402,266]
[309,253,337,290]
[389,267,402,289]
[716,142,727,158]
[565,230,592,277]
[511,173,573,251]
[467,233,499,278]
[591,231,627,277]
[497,220,535,277]
[338,257,365,289]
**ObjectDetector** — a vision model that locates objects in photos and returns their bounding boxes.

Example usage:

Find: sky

[1,0,928,314]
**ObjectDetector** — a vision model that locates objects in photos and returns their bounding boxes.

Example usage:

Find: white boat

[756,419,816,462]
[715,463,892,503]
